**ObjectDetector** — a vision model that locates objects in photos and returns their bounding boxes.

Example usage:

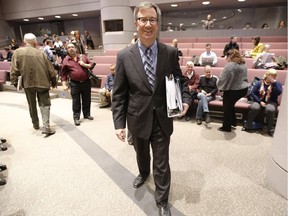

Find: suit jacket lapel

[129,44,152,92]
[154,43,167,92]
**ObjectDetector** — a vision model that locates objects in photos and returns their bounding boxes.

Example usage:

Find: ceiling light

[38,17,44,20]
[202,1,210,5]
[223,16,227,19]
[238,9,242,12]
[72,14,78,17]
[171,4,178,7]
[238,0,246,2]
[23,19,29,22]
[168,22,172,25]
[55,15,61,18]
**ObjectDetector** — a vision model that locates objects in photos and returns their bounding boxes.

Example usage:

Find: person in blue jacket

[243,69,283,136]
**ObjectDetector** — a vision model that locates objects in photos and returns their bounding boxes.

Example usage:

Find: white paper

[17,76,23,92]
[166,74,183,118]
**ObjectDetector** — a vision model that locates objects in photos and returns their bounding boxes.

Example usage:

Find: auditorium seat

[196,37,228,43]
[177,43,193,48]
[93,56,117,64]
[103,49,121,56]
[92,63,111,76]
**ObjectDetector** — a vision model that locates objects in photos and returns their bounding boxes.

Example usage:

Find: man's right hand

[115,129,126,142]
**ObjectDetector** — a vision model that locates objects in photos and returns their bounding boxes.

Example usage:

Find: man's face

[206,46,211,52]
[67,44,76,56]
[135,7,158,46]
[205,68,212,78]
[231,37,237,44]
[186,64,193,74]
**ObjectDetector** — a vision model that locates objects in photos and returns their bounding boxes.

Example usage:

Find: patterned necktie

[144,48,155,89]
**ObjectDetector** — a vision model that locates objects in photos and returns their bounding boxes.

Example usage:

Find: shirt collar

[138,40,157,55]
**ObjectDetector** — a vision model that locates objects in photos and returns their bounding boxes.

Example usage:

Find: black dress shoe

[0,144,7,151]
[0,138,6,144]
[217,127,231,132]
[84,116,94,120]
[158,204,171,216]
[0,179,6,186]
[196,119,202,125]
[133,174,148,189]
[0,164,7,172]
[74,119,80,126]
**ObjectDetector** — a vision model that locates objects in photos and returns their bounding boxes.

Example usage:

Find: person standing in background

[70,30,87,55]
[85,31,95,50]
[112,2,189,215]
[99,64,115,108]
[10,33,56,135]
[217,49,249,132]
[202,14,214,30]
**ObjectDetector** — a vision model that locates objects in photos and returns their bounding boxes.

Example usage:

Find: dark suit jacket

[112,42,186,139]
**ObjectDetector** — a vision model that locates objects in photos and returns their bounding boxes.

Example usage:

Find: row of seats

[159,36,288,43]
[93,54,257,68]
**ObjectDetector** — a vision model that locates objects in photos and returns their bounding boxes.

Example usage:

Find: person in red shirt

[61,43,94,126]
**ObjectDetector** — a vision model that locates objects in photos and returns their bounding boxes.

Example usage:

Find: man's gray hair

[133,1,161,21]
[24,33,36,43]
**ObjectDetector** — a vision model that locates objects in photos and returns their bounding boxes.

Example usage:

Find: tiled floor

[0,91,287,216]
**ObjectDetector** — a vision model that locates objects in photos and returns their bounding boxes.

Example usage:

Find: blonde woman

[243,69,282,136]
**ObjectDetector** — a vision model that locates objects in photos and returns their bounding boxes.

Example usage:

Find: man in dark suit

[112,2,189,216]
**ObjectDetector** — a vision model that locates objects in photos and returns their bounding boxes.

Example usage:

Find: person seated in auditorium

[10,38,19,50]
[244,36,264,58]
[243,69,282,137]
[3,47,13,62]
[171,39,183,57]
[253,44,277,69]
[130,32,139,45]
[243,23,253,29]
[199,43,218,66]
[202,14,214,30]
[99,64,116,108]
[195,65,218,125]
[277,20,286,28]
[181,61,200,121]
[222,35,239,57]
[0,51,4,61]
[261,23,269,29]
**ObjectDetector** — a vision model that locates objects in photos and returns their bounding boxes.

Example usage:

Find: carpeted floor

[0,91,287,216]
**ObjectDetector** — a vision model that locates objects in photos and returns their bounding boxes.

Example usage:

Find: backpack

[247,77,261,101]
[274,55,287,70]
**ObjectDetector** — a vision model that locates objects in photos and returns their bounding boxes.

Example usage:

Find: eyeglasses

[137,17,158,25]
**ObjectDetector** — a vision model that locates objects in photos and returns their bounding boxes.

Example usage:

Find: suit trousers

[132,111,171,206]
[245,101,277,130]
[69,80,91,120]
[24,87,51,126]
[222,88,248,129]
